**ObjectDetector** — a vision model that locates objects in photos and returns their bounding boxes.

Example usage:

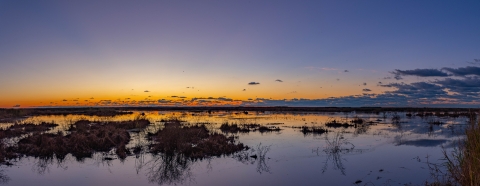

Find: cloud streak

[442,66,480,76]
[391,69,449,80]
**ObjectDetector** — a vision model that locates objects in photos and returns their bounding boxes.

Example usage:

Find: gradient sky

[1,1,480,108]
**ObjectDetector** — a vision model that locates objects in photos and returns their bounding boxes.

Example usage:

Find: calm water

[0,111,469,185]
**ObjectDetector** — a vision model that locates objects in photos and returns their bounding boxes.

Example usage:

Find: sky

[1,1,480,108]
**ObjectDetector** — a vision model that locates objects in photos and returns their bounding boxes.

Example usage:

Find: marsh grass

[299,126,328,136]
[3,115,151,162]
[325,118,353,128]
[0,122,58,163]
[219,122,281,134]
[426,112,480,186]
[442,113,480,186]
[150,120,247,159]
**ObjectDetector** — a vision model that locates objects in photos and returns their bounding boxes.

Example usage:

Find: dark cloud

[248,82,260,85]
[12,104,20,107]
[344,70,349,72]
[382,82,447,99]
[275,79,283,82]
[442,66,480,76]
[245,94,410,107]
[144,90,150,92]
[363,82,367,86]
[243,89,246,91]
[434,77,480,97]
[62,99,67,101]
[362,88,371,92]
[392,69,449,80]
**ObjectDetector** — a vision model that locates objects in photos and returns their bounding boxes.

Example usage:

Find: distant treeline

[1,106,478,117]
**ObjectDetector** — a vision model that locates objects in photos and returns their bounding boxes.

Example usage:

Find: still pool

[0,111,468,185]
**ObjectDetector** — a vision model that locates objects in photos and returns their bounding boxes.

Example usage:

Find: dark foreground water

[0,111,468,185]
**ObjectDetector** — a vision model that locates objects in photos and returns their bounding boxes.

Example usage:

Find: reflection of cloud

[396,139,448,147]
[248,82,260,85]
[275,79,283,82]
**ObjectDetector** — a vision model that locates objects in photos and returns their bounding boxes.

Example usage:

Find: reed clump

[0,122,58,163]
[350,117,364,124]
[325,120,352,128]
[150,120,247,159]
[442,113,480,185]
[13,117,151,161]
[299,126,328,136]
[0,122,58,138]
[220,122,281,133]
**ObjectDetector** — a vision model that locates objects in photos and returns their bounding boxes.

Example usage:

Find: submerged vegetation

[219,122,281,134]
[298,126,329,136]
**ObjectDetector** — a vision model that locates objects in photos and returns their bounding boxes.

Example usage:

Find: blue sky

[0,1,479,107]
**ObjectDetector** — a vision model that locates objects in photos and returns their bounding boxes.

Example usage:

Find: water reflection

[145,153,194,185]
[321,132,353,175]
[0,111,473,185]
[396,139,448,147]
[0,170,9,184]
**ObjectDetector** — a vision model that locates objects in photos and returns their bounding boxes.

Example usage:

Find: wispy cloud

[467,59,480,65]
[321,68,338,71]
[248,82,260,85]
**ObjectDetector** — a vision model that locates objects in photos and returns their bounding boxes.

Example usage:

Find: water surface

[0,111,468,185]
